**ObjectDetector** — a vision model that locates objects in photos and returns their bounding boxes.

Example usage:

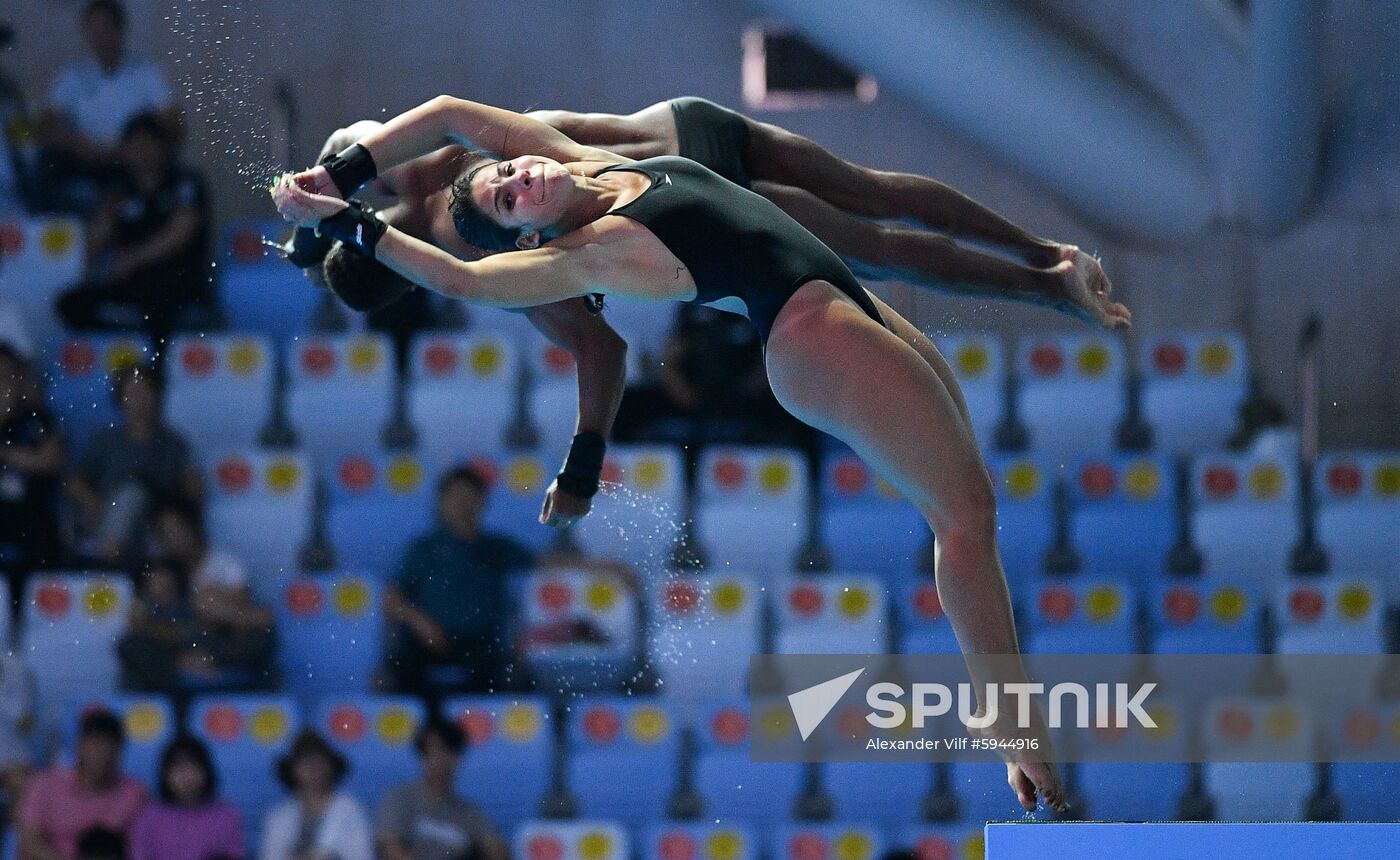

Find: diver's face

[469,155,572,231]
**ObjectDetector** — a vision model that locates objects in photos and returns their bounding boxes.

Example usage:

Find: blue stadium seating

[188,694,300,836]
[204,450,314,602]
[902,825,987,860]
[773,575,888,654]
[445,697,553,832]
[43,334,150,453]
[1024,577,1137,654]
[932,332,1006,453]
[822,762,933,828]
[324,451,433,579]
[565,697,680,827]
[1015,334,1127,460]
[1201,698,1317,821]
[315,695,425,807]
[1327,702,1400,822]
[524,335,580,462]
[407,332,519,469]
[1315,453,1400,599]
[0,217,84,348]
[1190,453,1299,582]
[1075,762,1190,821]
[218,219,322,342]
[642,824,755,860]
[286,334,395,471]
[819,450,928,578]
[646,574,760,708]
[477,450,565,554]
[896,580,961,654]
[64,695,176,789]
[695,447,810,576]
[514,821,629,860]
[692,702,803,831]
[520,569,638,690]
[769,824,885,860]
[165,334,276,462]
[985,455,1056,585]
[1148,576,1263,653]
[574,445,688,576]
[21,573,131,715]
[1068,455,1176,578]
[1139,333,1247,456]
[276,575,382,696]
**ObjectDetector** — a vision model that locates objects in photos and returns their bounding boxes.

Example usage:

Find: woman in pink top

[129,736,245,860]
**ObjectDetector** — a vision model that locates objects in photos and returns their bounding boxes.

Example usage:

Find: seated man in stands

[18,711,146,860]
[55,112,212,342]
[150,498,276,689]
[385,465,534,697]
[376,717,508,860]
[67,366,202,565]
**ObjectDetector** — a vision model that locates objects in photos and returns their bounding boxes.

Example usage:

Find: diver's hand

[271,173,348,228]
[540,480,591,528]
[292,164,340,200]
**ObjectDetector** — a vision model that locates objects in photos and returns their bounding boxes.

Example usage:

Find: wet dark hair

[276,730,349,791]
[79,709,126,744]
[415,716,468,757]
[321,241,414,313]
[158,735,219,804]
[439,463,490,498]
[85,0,127,30]
[76,827,125,860]
[449,159,523,253]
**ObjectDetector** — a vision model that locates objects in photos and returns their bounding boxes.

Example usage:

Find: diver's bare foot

[1050,252,1131,330]
[970,713,1069,813]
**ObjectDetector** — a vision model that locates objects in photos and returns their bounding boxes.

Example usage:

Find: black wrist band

[557,431,606,498]
[318,200,386,258]
[281,226,332,268]
[322,143,378,198]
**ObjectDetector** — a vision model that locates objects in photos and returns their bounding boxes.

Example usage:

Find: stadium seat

[524,335,580,462]
[515,821,629,860]
[574,444,688,576]
[165,334,275,462]
[1328,702,1400,822]
[820,450,928,579]
[933,332,1006,453]
[276,575,382,696]
[695,447,810,576]
[476,450,564,554]
[407,332,520,469]
[1068,455,1176,578]
[903,825,987,860]
[1315,453,1400,600]
[43,334,150,454]
[1015,334,1127,460]
[1190,453,1299,582]
[773,575,888,654]
[316,695,425,808]
[1271,575,1385,704]
[520,568,638,691]
[205,450,314,601]
[565,697,681,827]
[21,573,131,715]
[218,219,322,343]
[692,702,803,831]
[822,762,933,828]
[324,451,432,579]
[770,824,884,860]
[647,574,761,707]
[1140,333,1247,456]
[1024,577,1137,654]
[444,696,553,831]
[1071,699,1191,821]
[64,695,175,789]
[188,695,299,835]
[985,455,1056,585]
[1148,577,1263,654]
[896,580,961,654]
[642,823,756,860]
[286,334,395,470]
[1202,698,1316,821]
[0,217,84,346]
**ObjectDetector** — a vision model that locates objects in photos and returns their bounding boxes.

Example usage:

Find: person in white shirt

[37,0,179,209]
[260,731,373,860]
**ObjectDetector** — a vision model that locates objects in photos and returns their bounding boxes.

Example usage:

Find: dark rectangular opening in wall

[743,24,877,110]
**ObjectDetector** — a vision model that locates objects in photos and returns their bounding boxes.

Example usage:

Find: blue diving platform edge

[985,822,1400,858]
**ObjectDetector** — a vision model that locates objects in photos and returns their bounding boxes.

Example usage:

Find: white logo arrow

[787,668,866,741]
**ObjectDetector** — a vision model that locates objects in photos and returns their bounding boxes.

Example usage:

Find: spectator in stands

[376,717,507,860]
[56,112,212,343]
[149,498,276,689]
[385,465,534,696]
[0,344,65,610]
[129,735,244,860]
[116,558,195,694]
[36,0,178,212]
[73,827,125,860]
[0,653,36,847]
[0,22,37,211]
[18,710,146,859]
[259,730,372,860]
[68,365,201,565]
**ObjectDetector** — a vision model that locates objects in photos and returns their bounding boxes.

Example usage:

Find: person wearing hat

[258,730,371,860]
